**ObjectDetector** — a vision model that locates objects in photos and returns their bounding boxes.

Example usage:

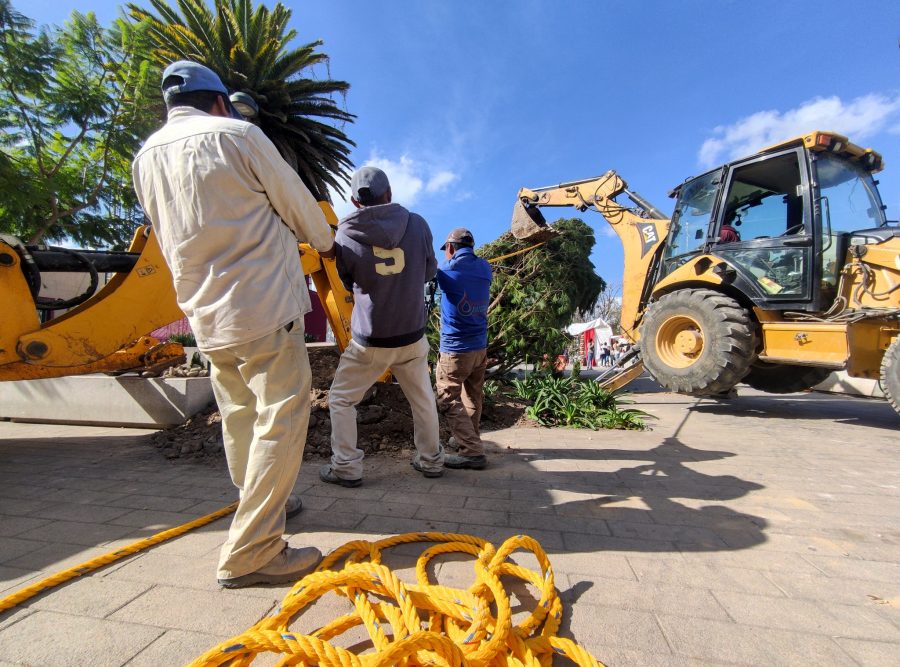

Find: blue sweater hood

[335,203,437,348]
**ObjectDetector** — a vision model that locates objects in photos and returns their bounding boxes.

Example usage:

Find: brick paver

[0,386,897,665]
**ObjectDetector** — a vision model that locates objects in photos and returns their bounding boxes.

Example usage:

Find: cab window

[814,153,886,233]
[664,169,719,271]
[719,152,806,240]
[714,150,810,300]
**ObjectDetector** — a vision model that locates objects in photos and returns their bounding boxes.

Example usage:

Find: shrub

[511,371,652,430]
[168,332,197,347]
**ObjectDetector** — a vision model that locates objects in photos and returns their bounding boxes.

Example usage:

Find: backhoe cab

[513,131,900,415]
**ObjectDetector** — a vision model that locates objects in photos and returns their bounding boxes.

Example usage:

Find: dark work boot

[443,454,487,470]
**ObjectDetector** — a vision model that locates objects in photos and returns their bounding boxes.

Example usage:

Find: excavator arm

[0,202,355,382]
[512,170,671,341]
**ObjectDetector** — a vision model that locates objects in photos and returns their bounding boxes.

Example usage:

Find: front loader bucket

[511,200,556,242]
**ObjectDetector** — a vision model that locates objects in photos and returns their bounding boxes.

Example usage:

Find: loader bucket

[511,200,556,242]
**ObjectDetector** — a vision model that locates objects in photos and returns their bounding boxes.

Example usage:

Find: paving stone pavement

[0,385,897,666]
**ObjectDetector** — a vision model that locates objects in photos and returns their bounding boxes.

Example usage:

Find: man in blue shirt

[435,228,493,469]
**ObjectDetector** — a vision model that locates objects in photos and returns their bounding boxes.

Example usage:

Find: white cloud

[366,154,425,205]
[426,170,458,193]
[698,94,900,168]
[327,152,460,217]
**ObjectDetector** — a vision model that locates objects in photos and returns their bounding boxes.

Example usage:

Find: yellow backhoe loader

[512,131,900,416]
[0,203,353,381]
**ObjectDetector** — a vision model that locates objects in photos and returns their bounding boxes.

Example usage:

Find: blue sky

[27,0,900,287]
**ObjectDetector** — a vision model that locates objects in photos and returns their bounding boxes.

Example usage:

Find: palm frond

[128,0,355,199]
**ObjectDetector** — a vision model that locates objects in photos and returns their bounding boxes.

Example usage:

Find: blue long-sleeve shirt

[436,247,492,352]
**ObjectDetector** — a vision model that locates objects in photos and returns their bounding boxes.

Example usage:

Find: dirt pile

[147,346,526,462]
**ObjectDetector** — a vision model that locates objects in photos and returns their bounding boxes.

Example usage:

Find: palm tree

[128,0,355,201]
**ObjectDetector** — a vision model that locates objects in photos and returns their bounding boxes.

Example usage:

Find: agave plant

[512,372,652,431]
[128,0,355,200]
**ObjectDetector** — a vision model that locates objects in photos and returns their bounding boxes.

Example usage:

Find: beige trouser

[204,318,311,579]
[436,349,487,456]
[329,336,443,480]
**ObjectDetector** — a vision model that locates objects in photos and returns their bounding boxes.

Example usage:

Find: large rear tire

[742,362,832,394]
[881,337,900,416]
[641,289,756,397]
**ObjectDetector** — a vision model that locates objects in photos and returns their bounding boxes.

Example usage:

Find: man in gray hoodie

[320,167,444,486]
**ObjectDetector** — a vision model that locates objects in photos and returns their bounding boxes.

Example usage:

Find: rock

[358,405,385,425]
[180,441,202,455]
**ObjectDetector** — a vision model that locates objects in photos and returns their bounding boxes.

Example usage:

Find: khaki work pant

[205,318,311,579]
[436,349,487,457]
[329,336,443,480]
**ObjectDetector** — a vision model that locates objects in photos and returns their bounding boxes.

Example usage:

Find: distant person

[719,223,741,243]
[132,61,334,588]
[435,228,493,470]
[321,167,444,487]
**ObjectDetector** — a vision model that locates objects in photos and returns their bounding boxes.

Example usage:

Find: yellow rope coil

[189,532,604,667]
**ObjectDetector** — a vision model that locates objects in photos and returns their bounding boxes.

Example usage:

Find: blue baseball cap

[161,60,243,119]
[162,60,228,96]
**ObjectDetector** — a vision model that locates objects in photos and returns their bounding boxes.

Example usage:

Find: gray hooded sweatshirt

[335,202,437,347]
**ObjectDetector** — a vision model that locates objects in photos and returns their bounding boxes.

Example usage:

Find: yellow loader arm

[512,170,671,341]
[0,202,354,382]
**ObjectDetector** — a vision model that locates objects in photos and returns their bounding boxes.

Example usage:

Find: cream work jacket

[133,107,334,351]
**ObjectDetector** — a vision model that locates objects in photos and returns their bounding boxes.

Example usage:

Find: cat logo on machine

[637,223,659,258]
[136,265,157,277]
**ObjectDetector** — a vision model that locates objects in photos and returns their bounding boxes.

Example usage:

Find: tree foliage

[430,218,605,377]
[128,0,355,201]
[0,0,160,247]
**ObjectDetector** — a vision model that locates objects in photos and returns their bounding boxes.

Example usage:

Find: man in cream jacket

[133,61,334,588]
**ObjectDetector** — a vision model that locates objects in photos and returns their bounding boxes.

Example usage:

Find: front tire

[641,289,756,396]
[881,337,900,416]
[742,362,832,394]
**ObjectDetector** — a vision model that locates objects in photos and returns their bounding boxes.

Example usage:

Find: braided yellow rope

[189,531,604,667]
[0,502,238,613]
[487,241,548,265]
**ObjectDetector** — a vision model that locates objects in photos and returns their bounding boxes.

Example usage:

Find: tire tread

[641,289,757,396]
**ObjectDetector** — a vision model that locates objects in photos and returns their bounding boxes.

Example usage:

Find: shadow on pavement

[498,436,768,553]
[690,391,897,427]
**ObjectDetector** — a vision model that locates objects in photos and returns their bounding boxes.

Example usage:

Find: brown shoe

[218,545,322,588]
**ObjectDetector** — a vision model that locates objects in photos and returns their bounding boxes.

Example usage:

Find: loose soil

[147,346,528,462]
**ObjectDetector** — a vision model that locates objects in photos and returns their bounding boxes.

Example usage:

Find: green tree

[429,218,605,377]
[129,0,355,201]
[0,1,160,247]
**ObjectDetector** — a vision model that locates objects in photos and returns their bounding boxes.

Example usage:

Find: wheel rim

[655,315,704,368]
